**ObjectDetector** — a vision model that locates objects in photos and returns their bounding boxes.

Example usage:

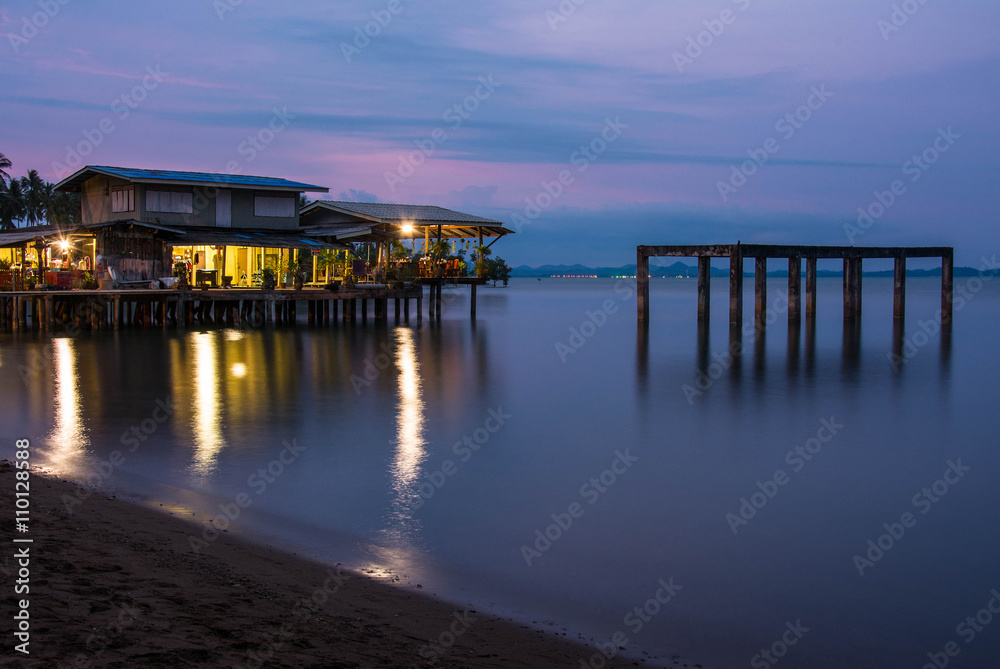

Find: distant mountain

[512,263,996,278]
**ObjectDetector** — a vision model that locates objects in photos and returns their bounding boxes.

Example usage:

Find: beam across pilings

[637,243,955,329]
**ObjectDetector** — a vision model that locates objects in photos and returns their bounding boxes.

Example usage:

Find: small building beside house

[300,200,513,280]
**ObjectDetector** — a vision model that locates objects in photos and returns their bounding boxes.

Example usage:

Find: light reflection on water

[189,332,225,479]
[385,327,427,545]
[46,338,88,470]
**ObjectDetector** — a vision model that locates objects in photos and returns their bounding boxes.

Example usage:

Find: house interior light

[58,240,70,252]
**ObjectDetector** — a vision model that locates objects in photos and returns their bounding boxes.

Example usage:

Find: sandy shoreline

[1,461,672,668]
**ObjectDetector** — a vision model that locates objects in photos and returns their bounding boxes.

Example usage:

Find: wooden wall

[97,228,170,281]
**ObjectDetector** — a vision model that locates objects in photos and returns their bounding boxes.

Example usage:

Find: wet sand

[1,462,663,668]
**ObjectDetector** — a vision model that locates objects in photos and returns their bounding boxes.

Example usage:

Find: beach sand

[1,462,661,668]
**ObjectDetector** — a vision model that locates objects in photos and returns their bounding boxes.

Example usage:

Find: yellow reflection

[231,363,247,378]
[190,333,225,478]
[47,338,89,471]
[387,328,427,541]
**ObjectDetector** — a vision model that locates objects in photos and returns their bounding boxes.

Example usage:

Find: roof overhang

[300,200,514,241]
[55,166,329,194]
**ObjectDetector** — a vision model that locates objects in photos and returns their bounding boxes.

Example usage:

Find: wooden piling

[470,283,477,320]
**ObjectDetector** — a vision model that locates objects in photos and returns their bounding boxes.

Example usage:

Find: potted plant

[287,260,304,290]
[473,244,492,278]
[261,267,276,290]
[80,271,99,290]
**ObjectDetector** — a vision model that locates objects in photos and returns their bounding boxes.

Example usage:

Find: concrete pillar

[637,247,649,322]
[843,258,856,321]
[805,257,817,319]
[754,256,767,327]
[697,256,711,320]
[941,252,954,324]
[893,257,906,321]
[855,257,863,318]
[729,246,743,326]
[788,256,801,324]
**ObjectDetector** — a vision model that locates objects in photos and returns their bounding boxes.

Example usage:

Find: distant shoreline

[514,264,996,279]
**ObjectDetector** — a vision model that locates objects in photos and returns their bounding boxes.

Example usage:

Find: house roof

[0,220,346,250]
[300,200,514,240]
[55,166,329,193]
[0,220,185,247]
[301,200,503,225]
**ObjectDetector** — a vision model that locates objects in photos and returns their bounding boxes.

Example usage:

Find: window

[254,195,295,218]
[146,190,193,214]
[111,187,134,213]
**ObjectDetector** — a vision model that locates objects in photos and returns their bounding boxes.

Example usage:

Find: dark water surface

[2,277,998,668]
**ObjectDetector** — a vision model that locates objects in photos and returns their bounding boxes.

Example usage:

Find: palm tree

[0,179,26,230]
[0,152,11,184]
[45,185,79,226]
[20,170,46,226]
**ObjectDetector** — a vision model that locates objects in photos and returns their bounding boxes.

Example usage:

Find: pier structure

[636,244,954,326]
[0,284,442,333]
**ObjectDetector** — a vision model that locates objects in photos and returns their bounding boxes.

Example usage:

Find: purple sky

[3,0,998,266]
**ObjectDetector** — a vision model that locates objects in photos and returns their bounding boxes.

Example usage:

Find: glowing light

[47,338,88,472]
[190,333,225,478]
[401,223,414,235]
[385,328,427,544]
[58,240,70,252]
[231,363,247,377]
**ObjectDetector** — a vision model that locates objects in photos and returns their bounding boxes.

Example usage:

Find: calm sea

[2,276,998,668]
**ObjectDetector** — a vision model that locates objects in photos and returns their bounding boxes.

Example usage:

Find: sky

[2,0,998,267]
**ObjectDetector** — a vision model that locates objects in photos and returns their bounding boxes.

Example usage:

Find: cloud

[447,184,497,208]
[335,189,380,203]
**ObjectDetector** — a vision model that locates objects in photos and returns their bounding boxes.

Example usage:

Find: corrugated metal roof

[303,200,502,225]
[166,229,346,250]
[55,166,329,193]
[0,220,346,250]
[0,220,186,247]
